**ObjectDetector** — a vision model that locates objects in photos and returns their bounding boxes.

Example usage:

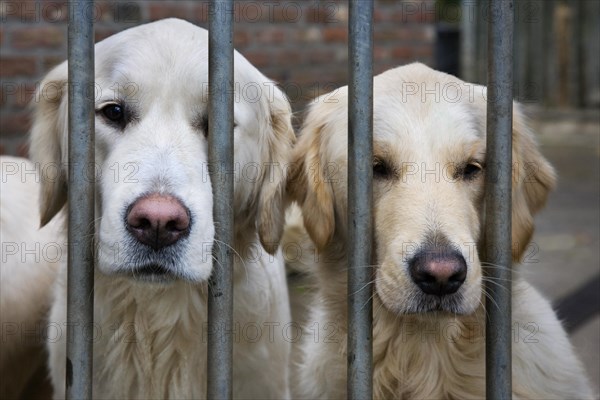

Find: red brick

[306,4,341,24]
[243,51,270,68]
[1,1,38,21]
[37,1,69,23]
[0,57,37,77]
[12,27,64,49]
[234,31,250,47]
[42,56,64,72]
[294,27,322,43]
[148,4,190,21]
[308,49,333,64]
[0,112,31,137]
[270,4,303,24]
[322,27,347,43]
[192,3,209,23]
[95,29,117,43]
[391,47,414,59]
[93,1,116,23]
[375,28,396,42]
[374,47,389,61]
[255,29,286,44]
[276,51,301,65]
[374,9,388,23]
[414,46,433,58]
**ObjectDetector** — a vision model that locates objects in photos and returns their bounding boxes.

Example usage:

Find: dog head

[288,63,555,315]
[29,19,294,283]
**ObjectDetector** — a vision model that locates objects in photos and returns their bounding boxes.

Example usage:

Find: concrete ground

[526,108,600,396]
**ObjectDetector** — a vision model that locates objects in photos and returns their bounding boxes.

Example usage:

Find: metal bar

[207,0,234,398]
[347,1,374,399]
[66,1,95,399]
[484,0,514,398]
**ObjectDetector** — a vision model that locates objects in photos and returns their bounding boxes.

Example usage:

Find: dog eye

[100,103,126,127]
[462,162,483,180]
[373,158,393,179]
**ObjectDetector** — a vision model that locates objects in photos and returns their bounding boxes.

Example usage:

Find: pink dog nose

[126,194,190,250]
[409,249,467,296]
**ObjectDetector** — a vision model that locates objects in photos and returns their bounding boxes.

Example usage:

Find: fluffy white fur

[0,156,63,399]
[28,19,294,399]
[286,63,594,399]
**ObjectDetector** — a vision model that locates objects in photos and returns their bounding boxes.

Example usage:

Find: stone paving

[526,109,600,395]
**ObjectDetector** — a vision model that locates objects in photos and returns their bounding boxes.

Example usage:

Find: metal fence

[462,0,599,108]
[64,0,514,398]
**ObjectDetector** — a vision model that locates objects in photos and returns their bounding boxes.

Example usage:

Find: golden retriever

[1,156,63,399]
[286,63,594,399]
[28,19,294,399]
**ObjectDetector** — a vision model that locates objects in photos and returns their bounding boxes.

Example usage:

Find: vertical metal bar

[484,0,514,399]
[460,0,477,82]
[207,0,234,399]
[347,1,373,399]
[66,1,95,399]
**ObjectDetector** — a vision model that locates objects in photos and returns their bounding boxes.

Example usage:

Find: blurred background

[1,0,598,396]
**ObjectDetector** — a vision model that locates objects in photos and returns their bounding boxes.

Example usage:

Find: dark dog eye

[100,103,126,127]
[373,158,393,179]
[462,162,483,180]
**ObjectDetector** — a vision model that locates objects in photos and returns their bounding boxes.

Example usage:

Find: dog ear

[510,104,556,261]
[256,86,296,255]
[286,103,336,251]
[28,62,69,227]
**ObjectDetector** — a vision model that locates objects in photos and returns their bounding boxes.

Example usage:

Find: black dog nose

[126,194,190,250]
[409,248,467,296]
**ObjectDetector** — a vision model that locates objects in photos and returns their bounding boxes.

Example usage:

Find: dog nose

[126,194,190,250]
[409,249,467,296]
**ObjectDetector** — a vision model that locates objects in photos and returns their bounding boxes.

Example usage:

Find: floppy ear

[286,104,336,251]
[511,104,556,261]
[256,86,296,254]
[28,62,69,227]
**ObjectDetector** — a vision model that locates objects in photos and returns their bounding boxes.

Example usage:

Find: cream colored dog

[29,19,294,399]
[1,156,63,399]
[287,63,593,399]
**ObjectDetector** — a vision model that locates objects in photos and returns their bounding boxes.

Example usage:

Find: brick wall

[0,0,438,156]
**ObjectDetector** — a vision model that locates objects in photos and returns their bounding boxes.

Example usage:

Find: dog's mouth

[127,264,178,283]
[405,293,469,315]
[376,286,473,316]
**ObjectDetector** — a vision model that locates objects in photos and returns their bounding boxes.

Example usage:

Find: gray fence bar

[347,1,374,399]
[66,1,95,399]
[207,1,235,399]
[484,1,514,398]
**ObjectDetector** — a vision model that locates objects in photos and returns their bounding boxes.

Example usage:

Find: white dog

[1,156,63,399]
[286,63,594,399]
[28,19,294,399]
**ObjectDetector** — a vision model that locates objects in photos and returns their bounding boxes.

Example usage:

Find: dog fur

[1,156,63,399]
[28,19,294,399]
[286,63,594,399]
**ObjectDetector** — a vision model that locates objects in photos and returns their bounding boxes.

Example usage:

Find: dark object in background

[435,24,460,77]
